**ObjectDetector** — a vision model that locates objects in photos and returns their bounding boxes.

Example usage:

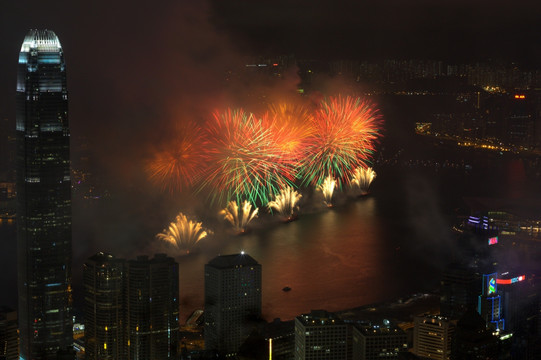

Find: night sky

[1,0,540,257]
[1,0,540,133]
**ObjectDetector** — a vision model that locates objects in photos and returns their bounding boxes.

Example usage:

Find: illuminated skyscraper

[478,273,504,331]
[204,253,262,356]
[84,253,126,360]
[16,29,72,359]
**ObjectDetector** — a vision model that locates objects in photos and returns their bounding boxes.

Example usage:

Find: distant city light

[488,237,498,245]
[514,94,526,99]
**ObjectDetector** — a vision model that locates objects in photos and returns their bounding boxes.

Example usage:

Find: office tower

[127,254,179,360]
[0,306,18,360]
[440,263,481,320]
[352,321,407,360]
[16,29,72,360]
[413,315,455,360]
[204,253,262,356]
[451,308,499,360]
[478,273,504,331]
[83,253,126,360]
[294,310,349,360]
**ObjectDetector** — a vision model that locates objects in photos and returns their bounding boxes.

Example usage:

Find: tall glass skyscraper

[16,29,73,360]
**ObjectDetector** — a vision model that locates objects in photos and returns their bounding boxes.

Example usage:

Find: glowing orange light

[514,94,525,99]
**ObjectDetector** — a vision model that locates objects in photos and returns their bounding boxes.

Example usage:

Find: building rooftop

[296,310,344,326]
[20,29,62,53]
[207,253,259,269]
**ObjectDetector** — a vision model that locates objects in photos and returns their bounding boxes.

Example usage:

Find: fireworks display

[351,166,377,195]
[317,175,336,207]
[145,121,207,193]
[199,108,297,206]
[268,185,303,221]
[266,102,314,160]
[156,213,212,254]
[220,200,259,234]
[298,95,381,188]
[146,95,382,209]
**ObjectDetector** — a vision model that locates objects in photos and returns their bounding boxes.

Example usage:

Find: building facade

[352,322,407,360]
[204,253,262,356]
[16,29,73,360]
[83,253,126,360]
[0,307,18,360]
[294,310,349,360]
[413,314,455,360]
[126,254,179,360]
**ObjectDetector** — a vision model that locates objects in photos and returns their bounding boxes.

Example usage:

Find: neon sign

[488,237,498,245]
[488,277,496,294]
[483,273,498,295]
[496,275,525,285]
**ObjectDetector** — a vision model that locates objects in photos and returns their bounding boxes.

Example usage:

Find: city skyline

[0,2,541,358]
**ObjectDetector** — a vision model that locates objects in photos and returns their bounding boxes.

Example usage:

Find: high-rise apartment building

[83,253,126,360]
[127,254,179,360]
[16,29,73,360]
[294,310,349,360]
[413,314,455,360]
[204,253,262,356]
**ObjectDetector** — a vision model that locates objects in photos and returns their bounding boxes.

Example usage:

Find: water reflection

[173,196,410,322]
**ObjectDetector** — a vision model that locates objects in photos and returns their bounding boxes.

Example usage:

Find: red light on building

[496,275,526,285]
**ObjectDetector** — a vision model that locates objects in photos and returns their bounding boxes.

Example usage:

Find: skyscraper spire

[16,29,73,360]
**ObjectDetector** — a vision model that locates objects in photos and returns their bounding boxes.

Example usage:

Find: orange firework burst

[298,95,382,188]
[145,121,208,193]
[265,102,314,159]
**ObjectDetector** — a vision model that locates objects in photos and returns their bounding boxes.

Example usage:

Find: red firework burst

[145,121,208,193]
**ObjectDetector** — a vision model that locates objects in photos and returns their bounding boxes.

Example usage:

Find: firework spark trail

[220,200,259,234]
[298,95,382,188]
[268,185,303,221]
[145,121,208,193]
[200,108,297,206]
[266,102,314,160]
[156,213,212,253]
[351,166,376,195]
[317,175,336,207]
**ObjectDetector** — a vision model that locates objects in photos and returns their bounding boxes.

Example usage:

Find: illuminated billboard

[488,237,498,245]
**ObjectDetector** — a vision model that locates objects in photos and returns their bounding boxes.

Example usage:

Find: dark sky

[208,0,541,63]
[1,0,540,127]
